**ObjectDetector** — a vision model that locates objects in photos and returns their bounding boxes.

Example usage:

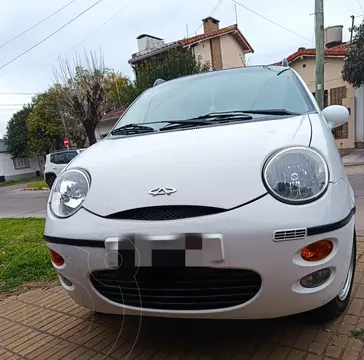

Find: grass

[26,180,48,189]
[0,218,57,295]
[351,329,364,341]
[0,177,42,188]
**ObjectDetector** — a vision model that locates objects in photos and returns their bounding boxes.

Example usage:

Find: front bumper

[45,179,355,319]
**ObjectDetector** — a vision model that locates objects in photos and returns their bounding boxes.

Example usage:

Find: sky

[0,0,362,138]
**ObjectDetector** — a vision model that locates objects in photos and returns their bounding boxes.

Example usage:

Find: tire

[307,229,356,322]
[46,174,56,189]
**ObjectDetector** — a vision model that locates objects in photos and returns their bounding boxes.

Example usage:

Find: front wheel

[46,174,56,189]
[308,230,356,322]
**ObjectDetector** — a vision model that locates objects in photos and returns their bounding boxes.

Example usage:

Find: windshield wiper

[111,123,155,135]
[238,109,300,116]
[193,111,253,120]
[159,115,253,131]
[110,109,297,136]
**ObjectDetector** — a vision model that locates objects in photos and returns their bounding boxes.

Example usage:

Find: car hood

[71,116,312,217]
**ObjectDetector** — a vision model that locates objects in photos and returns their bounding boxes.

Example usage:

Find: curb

[344,162,364,167]
[22,188,49,191]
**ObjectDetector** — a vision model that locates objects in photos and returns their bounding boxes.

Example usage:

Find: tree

[27,86,87,155]
[53,51,111,145]
[105,73,138,109]
[342,24,364,88]
[4,105,32,158]
[135,48,211,92]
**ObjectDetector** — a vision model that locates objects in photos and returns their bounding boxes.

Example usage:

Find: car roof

[48,148,81,155]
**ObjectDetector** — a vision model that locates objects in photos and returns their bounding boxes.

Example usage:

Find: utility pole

[315,0,325,109]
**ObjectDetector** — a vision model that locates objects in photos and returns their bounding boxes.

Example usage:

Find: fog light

[49,249,64,266]
[59,274,73,288]
[301,240,333,261]
[300,268,331,288]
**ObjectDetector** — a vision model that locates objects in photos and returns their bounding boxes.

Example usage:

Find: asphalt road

[0,176,363,233]
[0,182,49,218]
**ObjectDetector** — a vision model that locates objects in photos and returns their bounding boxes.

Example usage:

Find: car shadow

[85,311,343,358]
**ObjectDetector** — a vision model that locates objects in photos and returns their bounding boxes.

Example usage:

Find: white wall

[355,87,364,144]
[220,34,245,68]
[0,153,43,181]
[95,119,118,141]
[193,41,212,66]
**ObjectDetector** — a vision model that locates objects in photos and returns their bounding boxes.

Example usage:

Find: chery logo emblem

[148,187,177,196]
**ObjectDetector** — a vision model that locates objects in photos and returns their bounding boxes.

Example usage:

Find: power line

[0,0,102,72]
[0,0,77,50]
[193,0,224,35]
[0,104,26,106]
[357,0,364,14]
[232,0,311,42]
[0,93,35,95]
[66,0,136,53]
[0,0,135,91]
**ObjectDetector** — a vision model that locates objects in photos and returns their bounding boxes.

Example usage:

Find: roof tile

[129,24,254,63]
[274,42,349,65]
[102,106,126,122]
[180,25,237,46]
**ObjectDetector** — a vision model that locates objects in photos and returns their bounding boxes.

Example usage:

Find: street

[0,182,49,218]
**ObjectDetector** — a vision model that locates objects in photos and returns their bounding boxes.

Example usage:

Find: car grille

[90,267,262,311]
[105,205,226,221]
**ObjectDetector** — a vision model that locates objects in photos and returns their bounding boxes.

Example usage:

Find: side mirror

[321,105,349,129]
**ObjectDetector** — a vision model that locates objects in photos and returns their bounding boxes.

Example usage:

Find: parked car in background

[44,149,84,188]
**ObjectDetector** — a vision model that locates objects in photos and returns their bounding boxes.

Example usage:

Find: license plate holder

[104,233,224,268]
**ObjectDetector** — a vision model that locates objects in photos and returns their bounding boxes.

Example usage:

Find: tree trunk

[84,122,97,145]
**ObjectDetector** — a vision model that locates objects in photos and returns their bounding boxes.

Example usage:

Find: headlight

[50,169,90,218]
[263,147,329,204]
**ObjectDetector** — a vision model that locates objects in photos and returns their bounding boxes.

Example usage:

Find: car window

[50,152,66,165]
[64,151,78,163]
[50,151,78,165]
[112,66,315,133]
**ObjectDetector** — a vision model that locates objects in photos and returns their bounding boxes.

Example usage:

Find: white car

[44,64,355,322]
[44,149,84,188]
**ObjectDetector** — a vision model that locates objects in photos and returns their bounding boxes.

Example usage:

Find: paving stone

[0,237,364,359]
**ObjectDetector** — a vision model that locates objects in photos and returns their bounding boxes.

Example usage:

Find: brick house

[95,17,255,141]
[128,16,254,72]
[274,25,362,149]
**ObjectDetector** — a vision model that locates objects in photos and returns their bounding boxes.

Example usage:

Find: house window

[13,157,30,170]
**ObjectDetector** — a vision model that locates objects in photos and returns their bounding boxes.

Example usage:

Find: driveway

[0,182,48,218]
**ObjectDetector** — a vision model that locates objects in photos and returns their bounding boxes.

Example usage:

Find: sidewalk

[1,238,364,359]
[341,149,364,167]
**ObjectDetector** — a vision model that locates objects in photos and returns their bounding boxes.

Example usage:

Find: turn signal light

[49,249,64,266]
[301,240,333,262]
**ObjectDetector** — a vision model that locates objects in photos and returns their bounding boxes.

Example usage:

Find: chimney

[202,16,220,34]
[136,34,164,52]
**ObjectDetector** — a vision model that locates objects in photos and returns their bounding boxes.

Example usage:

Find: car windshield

[111,66,315,134]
